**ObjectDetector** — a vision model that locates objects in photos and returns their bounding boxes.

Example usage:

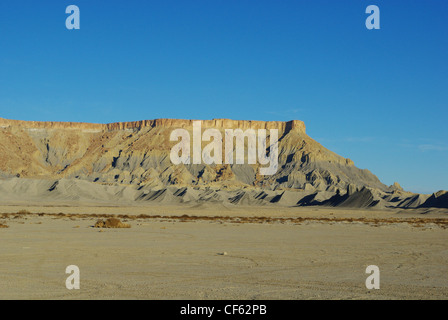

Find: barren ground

[0,204,447,300]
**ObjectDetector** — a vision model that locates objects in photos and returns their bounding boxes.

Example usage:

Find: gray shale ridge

[0,117,446,209]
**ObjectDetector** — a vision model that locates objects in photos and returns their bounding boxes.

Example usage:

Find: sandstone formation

[0,117,445,209]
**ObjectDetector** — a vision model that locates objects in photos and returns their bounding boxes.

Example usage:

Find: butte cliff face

[0,117,443,208]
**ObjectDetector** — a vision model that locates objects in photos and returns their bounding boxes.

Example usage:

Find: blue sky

[0,0,447,194]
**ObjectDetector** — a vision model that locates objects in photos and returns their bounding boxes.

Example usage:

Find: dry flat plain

[0,204,447,300]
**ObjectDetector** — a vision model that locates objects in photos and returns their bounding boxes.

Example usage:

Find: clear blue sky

[0,0,447,194]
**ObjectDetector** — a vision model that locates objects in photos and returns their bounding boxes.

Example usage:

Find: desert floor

[0,204,447,300]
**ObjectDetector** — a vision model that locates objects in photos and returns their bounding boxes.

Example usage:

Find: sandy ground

[0,204,447,300]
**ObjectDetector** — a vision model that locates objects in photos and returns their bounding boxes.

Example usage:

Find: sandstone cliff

[0,117,443,208]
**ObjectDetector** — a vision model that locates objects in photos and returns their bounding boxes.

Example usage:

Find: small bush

[94,218,131,229]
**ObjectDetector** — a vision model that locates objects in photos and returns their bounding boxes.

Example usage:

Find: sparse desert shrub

[17,210,31,215]
[0,223,9,228]
[94,218,131,229]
